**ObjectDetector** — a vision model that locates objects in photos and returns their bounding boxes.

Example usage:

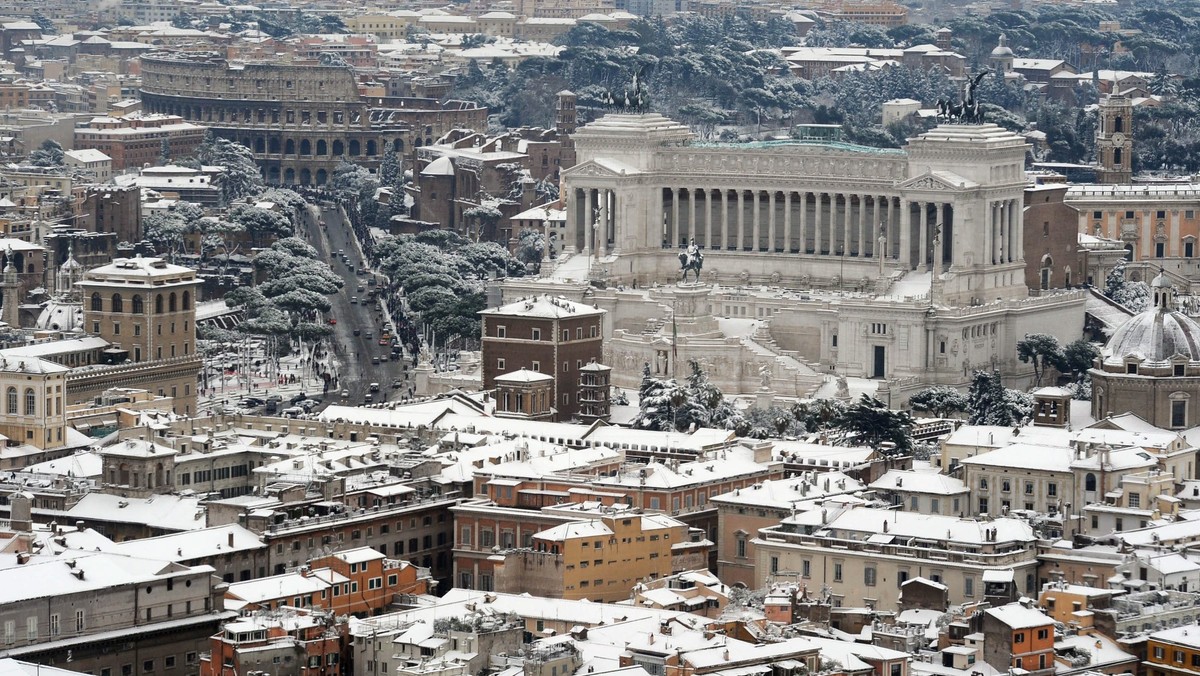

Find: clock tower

[1096,90,1133,184]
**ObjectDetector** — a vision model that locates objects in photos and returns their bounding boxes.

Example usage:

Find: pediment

[562,158,640,179]
[897,170,976,192]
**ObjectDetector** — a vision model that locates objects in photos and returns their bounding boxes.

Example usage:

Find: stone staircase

[744,323,825,398]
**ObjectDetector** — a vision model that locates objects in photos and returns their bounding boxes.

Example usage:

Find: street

[301,203,409,408]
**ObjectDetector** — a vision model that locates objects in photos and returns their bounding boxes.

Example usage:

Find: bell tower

[1096,89,1133,184]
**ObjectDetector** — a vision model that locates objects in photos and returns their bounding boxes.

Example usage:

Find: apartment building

[753,506,1039,608]
[492,512,706,602]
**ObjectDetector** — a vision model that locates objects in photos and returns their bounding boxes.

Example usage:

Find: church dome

[35,298,83,333]
[1102,274,1200,366]
[990,34,1014,57]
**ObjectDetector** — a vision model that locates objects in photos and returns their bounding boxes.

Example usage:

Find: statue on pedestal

[935,70,991,124]
[678,238,704,284]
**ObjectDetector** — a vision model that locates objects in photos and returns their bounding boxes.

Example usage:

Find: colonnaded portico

[501,113,1084,397]
[562,114,1029,307]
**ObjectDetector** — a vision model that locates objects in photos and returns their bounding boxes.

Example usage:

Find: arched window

[169,293,177,312]
[24,388,35,416]
[182,291,191,310]
[91,293,102,311]
[1085,473,1097,492]
[111,294,123,313]
[132,295,144,314]
[6,387,15,414]
[155,294,164,313]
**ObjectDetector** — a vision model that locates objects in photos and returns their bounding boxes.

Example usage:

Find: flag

[672,311,678,362]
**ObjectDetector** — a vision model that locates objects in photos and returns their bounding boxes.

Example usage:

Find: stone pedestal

[671,283,720,337]
[756,388,775,409]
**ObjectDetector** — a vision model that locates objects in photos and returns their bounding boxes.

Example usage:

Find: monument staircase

[745,324,824,398]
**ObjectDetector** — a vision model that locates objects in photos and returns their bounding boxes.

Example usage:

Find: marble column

[917,201,929,270]
[874,196,884,258]
[783,192,793,253]
[900,198,912,268]
[691,186,700,247]
[1011,198,1022,263]
[857,195,868,257]
[799,192,809,253]
[583,188,594,254]
[752,191,762,252]
[599,189,608,258]
[704,189,714,250]
[671,187,680,250]
[817,193,828,254]
[768,191,777,252]
[737,190,746,251]
[722,190,731,250]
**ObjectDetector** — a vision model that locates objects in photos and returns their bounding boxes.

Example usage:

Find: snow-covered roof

[494,368,553,384]
[112,524,263,561]
[420,156,454,176]
[480,294,605,319]
[985,604,1052,629]
[64,148,111,164]
[0,550,211,605]
[711,472,864,508]
[786,506,1036,545]
[65,493,205,532]
[869,469,969,495]
[0,354,67,375]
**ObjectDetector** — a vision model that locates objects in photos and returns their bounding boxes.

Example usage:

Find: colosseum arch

[333,140,345,156]
[284,168,295,184]
[316,169,328,185]
[349,139,361,156]
[299,168,312,185]
[316,140,328,155]
[393,138,404,152]
[255,138,266,153]
[268,167,280,183]
[366,140,377,156]
[285,139,295,155]
[300,139,312,155]
[269,138,281,154]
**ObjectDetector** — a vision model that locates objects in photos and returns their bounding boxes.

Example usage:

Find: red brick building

[480,295,605,421]
[200,607,349,676]
[73,113,208,171]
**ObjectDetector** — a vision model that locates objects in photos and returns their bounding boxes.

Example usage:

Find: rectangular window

[964,576,974,597]
[25,617,35,641]
[496,358,505,370]
[833,563,843,582]
[770,556,779,573]
[1172,400,1187,428]
[531,328,541,340]
[1014,633,1025,644]
[75,610,85,632]
[1048,483,1057,497]
[532,361,540,372]
[496,325,506,338]
[802,560,811,578]
[864,567,876,586]
[49,614,59,636]
[1129,492,1141,508]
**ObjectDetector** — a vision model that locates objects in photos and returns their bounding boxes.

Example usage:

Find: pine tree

[967,370,1009,425]
[159,137,172,165]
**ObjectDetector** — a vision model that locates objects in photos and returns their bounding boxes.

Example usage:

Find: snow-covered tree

[1104,260,1150,313]
[1017,333,1066,386]
[967,370,1031,426]
[28,139,64,167]
[226,204,292,247]
[908,385,968,418]
[833,395,914,455]
[194,132,264,203]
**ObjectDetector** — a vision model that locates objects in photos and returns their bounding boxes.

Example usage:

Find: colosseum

[138,53,488,186]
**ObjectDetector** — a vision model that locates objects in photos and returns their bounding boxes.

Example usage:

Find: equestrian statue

[678,239,704,283]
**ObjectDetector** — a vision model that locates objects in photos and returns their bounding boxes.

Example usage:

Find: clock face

[1112,132,1126,145]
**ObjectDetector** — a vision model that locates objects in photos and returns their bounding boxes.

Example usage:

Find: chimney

[228,532,235,548]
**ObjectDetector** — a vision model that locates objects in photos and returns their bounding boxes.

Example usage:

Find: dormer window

[1126,363,1139,375]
